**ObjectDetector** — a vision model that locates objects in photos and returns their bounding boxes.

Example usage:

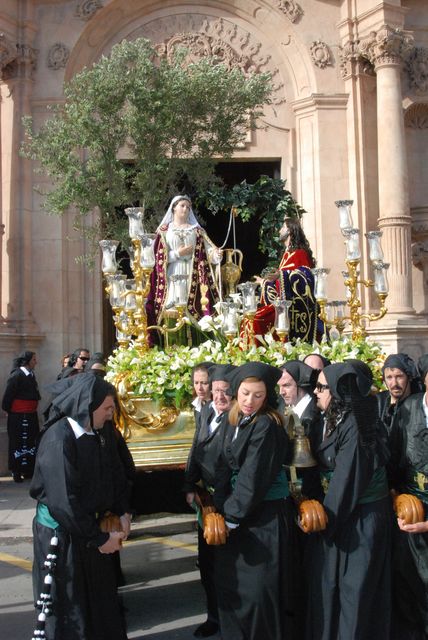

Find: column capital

[0,32,17,76]
[339,39,375,79]
[358,24,413,69]
[2,43,38,81]
[1,33,38,82]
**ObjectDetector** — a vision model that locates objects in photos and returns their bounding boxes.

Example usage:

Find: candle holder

[335,200,354,235]
[312,268,330,303]
[99,240,119,274]
[222,300,240,341]
[365,231,384,264]
[273,298,292,342]
[139,233,156,269]
[237,282,258,346]
[125,207,145,239]
[315,201,389,340]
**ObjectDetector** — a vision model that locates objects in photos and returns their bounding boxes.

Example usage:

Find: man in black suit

[184,364,236,639]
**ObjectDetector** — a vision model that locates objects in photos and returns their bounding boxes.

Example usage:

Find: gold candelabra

[99,208,191,354]
[314,200,389,340]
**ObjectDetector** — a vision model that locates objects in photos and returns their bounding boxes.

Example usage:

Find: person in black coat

[377,352,420,439]
[184,364,235,638]
[213,362,300,640]
[30,374,131,640]
[2,350,41,482]
[190,362,213,431]
[304,360,391,640]
[277,360,320,433]
[388,354,428,639]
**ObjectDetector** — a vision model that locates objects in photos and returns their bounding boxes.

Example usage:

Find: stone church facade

[0,1,427,470]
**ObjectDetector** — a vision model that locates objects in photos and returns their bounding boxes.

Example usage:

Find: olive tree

[22,37,272,252]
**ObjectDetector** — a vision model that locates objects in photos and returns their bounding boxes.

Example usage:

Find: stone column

[0,38,40,332]
[359,25,414,314]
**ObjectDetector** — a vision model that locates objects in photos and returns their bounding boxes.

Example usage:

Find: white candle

[345,229,361,261]
[276,313,287,331]
[141,245,155,268]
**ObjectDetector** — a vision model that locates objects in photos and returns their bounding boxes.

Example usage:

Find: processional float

[99,200,389,469]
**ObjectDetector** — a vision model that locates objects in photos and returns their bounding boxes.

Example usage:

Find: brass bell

[290,421,317,468]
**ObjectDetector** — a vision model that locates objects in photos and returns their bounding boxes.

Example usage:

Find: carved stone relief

[406,47,428,95]
[339,26,415,79]
[310,41,332,69]
[152,17,285,106]
[412,240,428,272]
[2,43,37,80]
[47,43,70,70]
[0,33,17,71]
[339,39,374,79]
[358,25,413,68]
[75,0,103,21]
[405,103,428,129]
[274,0,303,23]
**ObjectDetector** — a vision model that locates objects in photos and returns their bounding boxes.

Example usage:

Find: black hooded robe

[303,411,392,640]
[388,393,428,639]
[213,414,301,640]
[30,389,129,640]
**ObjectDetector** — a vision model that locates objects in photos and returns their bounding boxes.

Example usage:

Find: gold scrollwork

[120,397,179,433]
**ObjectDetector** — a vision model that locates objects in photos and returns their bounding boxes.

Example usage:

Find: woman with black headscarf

[2,350,40,482]
[388,354,428,639]
[304,360,391,640]
[30,374,131,640]
[213,361,300,640]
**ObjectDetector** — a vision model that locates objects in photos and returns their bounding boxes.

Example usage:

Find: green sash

[36,503,59,529]
[231,467,289,501]
[320,466,388,504]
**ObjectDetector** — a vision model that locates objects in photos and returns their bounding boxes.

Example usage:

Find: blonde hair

[228,376,284,427]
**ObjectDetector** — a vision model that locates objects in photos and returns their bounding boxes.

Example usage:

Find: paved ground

[0,476,216,639]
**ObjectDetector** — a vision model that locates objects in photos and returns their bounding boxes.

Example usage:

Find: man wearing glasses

[58,348,90,379]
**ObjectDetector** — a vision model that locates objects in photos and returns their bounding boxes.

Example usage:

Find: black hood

[45,373,116,428]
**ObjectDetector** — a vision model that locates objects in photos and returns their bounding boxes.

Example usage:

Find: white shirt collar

[208,401,223,434]
[192,397,203,412]
[20,366,31,376]
[67,417,95,439]
[293,393,312,418]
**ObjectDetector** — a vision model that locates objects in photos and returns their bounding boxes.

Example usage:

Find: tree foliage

[199,175,307,269]
[21,37,272,249]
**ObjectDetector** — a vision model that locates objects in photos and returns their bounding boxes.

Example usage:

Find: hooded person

[145,195,222,345]
[85,354,107,378]
[1,350,40,482]
[377,352,420,437]
[30,374,131,640]
[303,352,331,373]
[212,361,302,640]
[278,360,319,433]
[184,363,236,639]
[387,354,428,639]
[304,360,392,640]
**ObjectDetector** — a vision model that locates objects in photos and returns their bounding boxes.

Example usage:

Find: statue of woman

[146,195,222,344]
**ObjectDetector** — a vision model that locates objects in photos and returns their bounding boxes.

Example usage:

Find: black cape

[213,413,301,640]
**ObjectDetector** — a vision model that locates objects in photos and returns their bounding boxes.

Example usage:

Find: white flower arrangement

[106,335,386,408]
